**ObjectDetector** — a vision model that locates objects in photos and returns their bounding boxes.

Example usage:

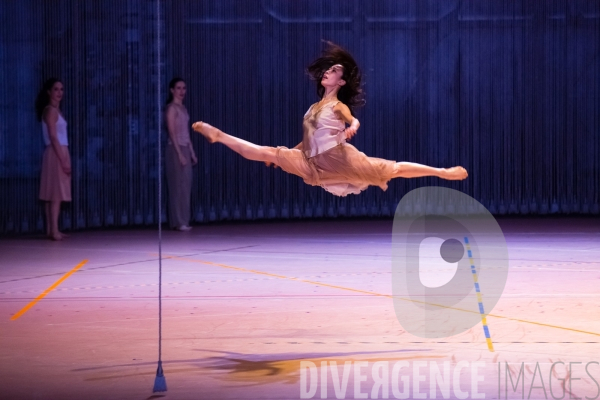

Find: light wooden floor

[1,217,599,399]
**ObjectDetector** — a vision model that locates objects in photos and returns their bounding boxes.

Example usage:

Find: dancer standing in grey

[165,78,197,231]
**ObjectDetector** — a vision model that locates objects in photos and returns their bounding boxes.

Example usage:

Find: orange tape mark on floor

[10,259,89,321]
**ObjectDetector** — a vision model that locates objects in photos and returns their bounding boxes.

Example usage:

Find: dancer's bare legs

[192,122,278,165]
[395,162,468,180]
[193,121,467,181]
[45,202,51,236]
[45,200,66,240]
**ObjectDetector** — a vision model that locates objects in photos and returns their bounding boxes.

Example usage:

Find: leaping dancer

[193,42,467,197]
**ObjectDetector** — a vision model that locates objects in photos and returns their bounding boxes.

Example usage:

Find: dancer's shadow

[199,348,436,386]
[73,347,435,386]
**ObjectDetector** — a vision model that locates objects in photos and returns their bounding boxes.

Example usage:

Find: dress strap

[312,100,339,115]
[323,100,341,114]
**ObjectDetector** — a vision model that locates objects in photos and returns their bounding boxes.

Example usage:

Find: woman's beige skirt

[39,145,72,202]
[275,143,399,197]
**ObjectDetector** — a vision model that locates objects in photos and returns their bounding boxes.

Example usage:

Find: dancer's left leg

[44,202,51,236]
[192,122,278,165]
[48,200,63,240]
[394,162,468,180]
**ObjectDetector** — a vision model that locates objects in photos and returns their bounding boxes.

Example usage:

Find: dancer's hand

[179,153,188,166]
[344,126,358,140]
[191,155,198,166]
[264,161,279,169]
[334,104,360,140]
[61,160,71,175]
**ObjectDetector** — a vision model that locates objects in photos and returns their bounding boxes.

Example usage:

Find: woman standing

[35,78,71,240]
[192,42,467,197]
[165,78,197,231]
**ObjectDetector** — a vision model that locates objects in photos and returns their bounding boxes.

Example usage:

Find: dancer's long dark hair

[165,77,185,105]
[35,78,62,121]
[306,41,365,113]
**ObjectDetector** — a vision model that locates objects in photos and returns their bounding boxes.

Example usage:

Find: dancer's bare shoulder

[42,106,59,124]
[165,102,179,115]
[333,102,350,113]
[333,102,353,124]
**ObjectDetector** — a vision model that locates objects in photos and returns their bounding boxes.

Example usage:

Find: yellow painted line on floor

[164,254,600,338]
[10,259,88,321]
[465,239,494,352]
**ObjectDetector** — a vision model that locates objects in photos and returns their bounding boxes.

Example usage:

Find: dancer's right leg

[49,200,62,240]
[45,202,51,236]
[193,122,278,165]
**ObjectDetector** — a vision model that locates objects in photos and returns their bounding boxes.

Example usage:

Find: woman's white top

[42,111,68,146]
[301,101,346,158]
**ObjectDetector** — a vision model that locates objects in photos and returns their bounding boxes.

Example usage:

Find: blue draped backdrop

[1,0,599,234]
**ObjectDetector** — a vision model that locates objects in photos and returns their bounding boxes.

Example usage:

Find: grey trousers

[165,143,192,228]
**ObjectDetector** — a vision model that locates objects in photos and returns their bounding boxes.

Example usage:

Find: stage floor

[1,217,599,400]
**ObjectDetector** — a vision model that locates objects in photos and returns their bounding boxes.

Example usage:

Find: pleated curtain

[1,0,598,234]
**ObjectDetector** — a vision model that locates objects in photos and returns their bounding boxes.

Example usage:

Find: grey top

[166,103,191,146]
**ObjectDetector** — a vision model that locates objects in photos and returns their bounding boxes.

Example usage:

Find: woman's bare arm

[165,104,186,165]
[43,107,70,174]
[333,102,360,139]
[188,141,197,165]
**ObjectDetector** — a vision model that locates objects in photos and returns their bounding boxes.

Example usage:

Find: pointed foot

[192,121,221,143]
[442,166,468,180]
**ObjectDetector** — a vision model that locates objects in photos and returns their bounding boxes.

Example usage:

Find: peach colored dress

[275,101,399,197]
[39,111,72,202]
